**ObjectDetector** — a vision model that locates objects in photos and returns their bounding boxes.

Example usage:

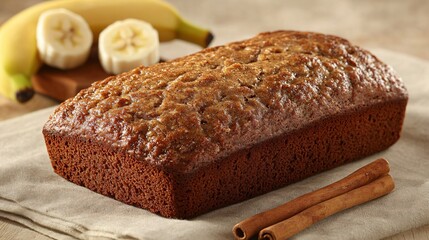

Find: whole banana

[0,0,213,103]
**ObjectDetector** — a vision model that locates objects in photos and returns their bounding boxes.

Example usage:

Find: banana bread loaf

[43,31,408,219]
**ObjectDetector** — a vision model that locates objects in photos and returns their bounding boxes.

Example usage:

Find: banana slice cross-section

[99,19,160,75]
[36,8,93,69]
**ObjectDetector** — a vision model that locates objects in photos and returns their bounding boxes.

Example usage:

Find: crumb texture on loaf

[44,31,407,174]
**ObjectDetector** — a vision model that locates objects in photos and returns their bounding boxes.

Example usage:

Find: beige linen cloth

[0,49,428,240]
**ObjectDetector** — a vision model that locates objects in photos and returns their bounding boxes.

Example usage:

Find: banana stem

[177,18,214,48]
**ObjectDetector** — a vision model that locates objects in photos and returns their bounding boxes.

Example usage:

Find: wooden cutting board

[31,49,112,101]
[31,50,167,102]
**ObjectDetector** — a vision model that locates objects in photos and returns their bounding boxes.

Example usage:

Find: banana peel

[0,67,34,102]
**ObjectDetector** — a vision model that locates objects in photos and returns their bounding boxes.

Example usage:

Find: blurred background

[0,0,428,121]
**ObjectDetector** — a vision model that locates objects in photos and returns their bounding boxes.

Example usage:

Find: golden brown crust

[43,31,408,218]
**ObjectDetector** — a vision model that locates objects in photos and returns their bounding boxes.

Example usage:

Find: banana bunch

[0,0,213,103]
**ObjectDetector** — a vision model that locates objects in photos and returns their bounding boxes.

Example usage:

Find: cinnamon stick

[232,158,390,240]
[258,174,395,240]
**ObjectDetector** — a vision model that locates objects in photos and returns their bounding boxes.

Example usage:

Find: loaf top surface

[44,31,408,174]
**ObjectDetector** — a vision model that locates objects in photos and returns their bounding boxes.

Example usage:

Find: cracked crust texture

[43,31,408,218]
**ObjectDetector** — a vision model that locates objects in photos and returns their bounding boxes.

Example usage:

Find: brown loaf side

[42,31,408,219]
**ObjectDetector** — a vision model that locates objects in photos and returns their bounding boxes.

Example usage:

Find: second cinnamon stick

[258,174,395,240]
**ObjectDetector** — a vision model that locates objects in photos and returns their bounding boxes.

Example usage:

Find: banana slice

[36,8,93,70]
[98,19,160,74]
